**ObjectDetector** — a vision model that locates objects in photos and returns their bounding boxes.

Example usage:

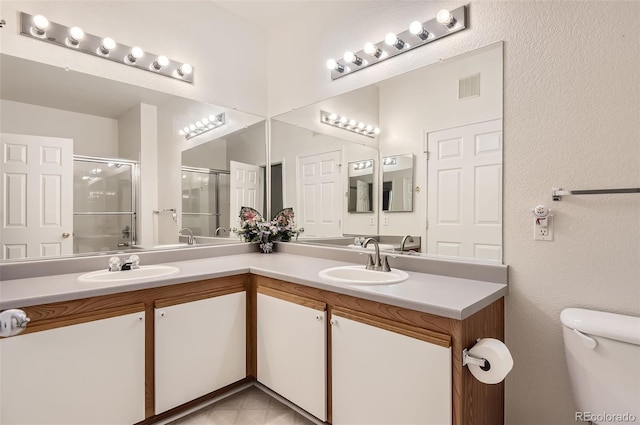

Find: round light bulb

[102,37,116,50]
[409,21,423,35]
[157,55,169,67]
[69,26,84,41]
[33,15,49,31]
[385,33,399,46]
[183,126,190,134]
[208,114,217,122]
[343,51,355,63]
[437,9,454,25]
[178,130,185,136]
[349,119,357,127]
[201,117,209,125]
[339,116,348,124]
[189,124,196,131]
[373,127,381,134]
[178,63,193,76]
[328,113,338,121]
[366,125,373,132]
[195,121,204,128]
[131,47,144,59]
[364,42,376,55]
[326,59,338,70]
[357,122,365,130]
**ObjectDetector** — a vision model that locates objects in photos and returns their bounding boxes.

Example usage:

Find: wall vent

[458,73,480,99]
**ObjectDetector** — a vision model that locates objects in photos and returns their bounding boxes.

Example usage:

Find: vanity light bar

[19,12,194,84]
[353,160,373,170]
[326,5,467,80]
[179,113,225,140]
[320,110,380,138]
[383,157,397,166]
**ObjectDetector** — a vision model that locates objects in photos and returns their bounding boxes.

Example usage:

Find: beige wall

[266,1,640,423]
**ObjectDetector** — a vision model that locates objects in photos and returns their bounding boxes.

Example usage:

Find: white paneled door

[1,133,73,260]
[427,119,502,261]
[297,150,342,236]
[230,160,263,225]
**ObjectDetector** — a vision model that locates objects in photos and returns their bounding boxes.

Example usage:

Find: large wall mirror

[0,53,265,261]
[270,42,503,262]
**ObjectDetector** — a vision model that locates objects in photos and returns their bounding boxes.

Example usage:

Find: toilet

[561,308,640,424]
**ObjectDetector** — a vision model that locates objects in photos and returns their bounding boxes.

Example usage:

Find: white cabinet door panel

[331,313,452,425]
[155,291,246,414]
[257,292,326,421]
[0,312,146,425]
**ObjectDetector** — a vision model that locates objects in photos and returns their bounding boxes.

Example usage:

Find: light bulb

[366,125,373,132]
[152,55,170,70]
[343,51,363,66]
[409,21,429,40]
[437,9,456,27]
[178,130,185,136]
[195,121,204,128]
[328,113,338,122]
[357,122,365,130]
[326,58,345,73]
[202,117,209,125]
[385,32,405,50]
[339,116,348,124]
[373,128,380,135]
[32,15,49,35]
[208,114,216,122]
[349,119,357,127]
[183,126,190,134]
[189,124,196,131]
[126,47,144,64]
[98,38,116,55]
[363,42,382,58]
[178,63,192,77]
[67,27,84,46]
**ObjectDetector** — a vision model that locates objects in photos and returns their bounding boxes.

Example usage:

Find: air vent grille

[458,73,480,99]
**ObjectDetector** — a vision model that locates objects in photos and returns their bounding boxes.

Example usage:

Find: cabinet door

[257,289,326,421]
[0,310,146,425]
[155,291,246,414]
[331,309,452,425]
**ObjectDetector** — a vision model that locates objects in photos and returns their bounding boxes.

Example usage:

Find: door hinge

[425,220,429,230]
[425,151,430,160]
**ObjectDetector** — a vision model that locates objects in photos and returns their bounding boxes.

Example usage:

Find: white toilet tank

[561,308,640,424]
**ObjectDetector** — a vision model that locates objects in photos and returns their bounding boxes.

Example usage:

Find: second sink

[318,266,409,285]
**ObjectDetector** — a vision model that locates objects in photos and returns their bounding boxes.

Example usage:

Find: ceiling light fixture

[180,113,226,140]
[320,110,379,138]
[19,12,194,83]
[326,5,467,80]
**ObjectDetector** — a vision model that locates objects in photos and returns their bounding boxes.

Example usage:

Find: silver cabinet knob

[330,318,337,326]
[0,309,31,337]
[316,314,323,321]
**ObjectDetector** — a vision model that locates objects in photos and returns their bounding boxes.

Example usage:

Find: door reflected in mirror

[381,154,413,212]
[347,160,374,213]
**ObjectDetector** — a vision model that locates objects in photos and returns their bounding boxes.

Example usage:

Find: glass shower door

[181,168,229,236]
[73,157,137,254]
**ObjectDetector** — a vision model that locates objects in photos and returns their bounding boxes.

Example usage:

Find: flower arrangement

[232,207,303,253]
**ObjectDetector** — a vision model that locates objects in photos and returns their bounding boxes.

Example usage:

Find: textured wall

[266,1,640,423]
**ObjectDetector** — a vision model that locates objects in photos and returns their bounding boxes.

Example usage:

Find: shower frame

[181,166,230,235]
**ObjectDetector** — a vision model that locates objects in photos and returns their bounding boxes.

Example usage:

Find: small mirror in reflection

[382,154,413,212]
[347,160,374,213]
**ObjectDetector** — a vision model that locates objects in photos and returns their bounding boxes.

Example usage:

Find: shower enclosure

[181,167,230,237]
[73,156,137,254]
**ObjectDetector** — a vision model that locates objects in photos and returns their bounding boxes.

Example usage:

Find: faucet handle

[108,256,121,272]
[381,256,392,272]
[127,254,140,268]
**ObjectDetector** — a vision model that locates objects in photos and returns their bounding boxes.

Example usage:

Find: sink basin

[78,265,180,283]
[152,243,188,249]
[348,243,396,251]
[318,265,409,285]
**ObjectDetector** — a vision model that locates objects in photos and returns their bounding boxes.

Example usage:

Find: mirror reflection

[381,154,413,212]
[270,43,503,262]
[347,160,374,213]
[0,53,265,261]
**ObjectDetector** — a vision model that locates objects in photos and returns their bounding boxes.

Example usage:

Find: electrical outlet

[383,216,389,226]
[534,217,553,241]
[369,217,375,226]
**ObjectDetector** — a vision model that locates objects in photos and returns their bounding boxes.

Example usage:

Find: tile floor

[168,386,317,425]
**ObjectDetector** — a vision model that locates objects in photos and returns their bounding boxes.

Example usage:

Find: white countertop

[0,253,508,320]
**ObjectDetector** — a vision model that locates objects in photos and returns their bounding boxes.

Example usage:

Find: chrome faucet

[400,235,415,254]
[363,238,392,272]
[214,227,227,236]
[179,227,195,245]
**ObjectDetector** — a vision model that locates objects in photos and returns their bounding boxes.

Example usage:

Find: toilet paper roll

[467,338,513,384]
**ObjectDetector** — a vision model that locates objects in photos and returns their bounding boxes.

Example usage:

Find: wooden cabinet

[256,287,327,421]
[331,307,452,425]
[0,306,146,425]
[154,290,246,414]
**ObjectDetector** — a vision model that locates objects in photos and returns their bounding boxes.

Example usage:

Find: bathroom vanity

[0,249,507,425]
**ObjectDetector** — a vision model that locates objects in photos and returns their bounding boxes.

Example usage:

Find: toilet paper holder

[463,348,491,371]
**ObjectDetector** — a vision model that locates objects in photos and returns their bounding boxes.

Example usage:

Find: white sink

[318,265,409,285]
[348,243,396,251]
[152,243,188,249]
[78,265,180,283]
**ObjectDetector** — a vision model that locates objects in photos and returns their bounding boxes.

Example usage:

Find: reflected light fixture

[320,110,379,138]
[383,157,397,166]
[353,160,373,170]
[19,12,194,83]
[326,5,467,80]
[179,113,226,140]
